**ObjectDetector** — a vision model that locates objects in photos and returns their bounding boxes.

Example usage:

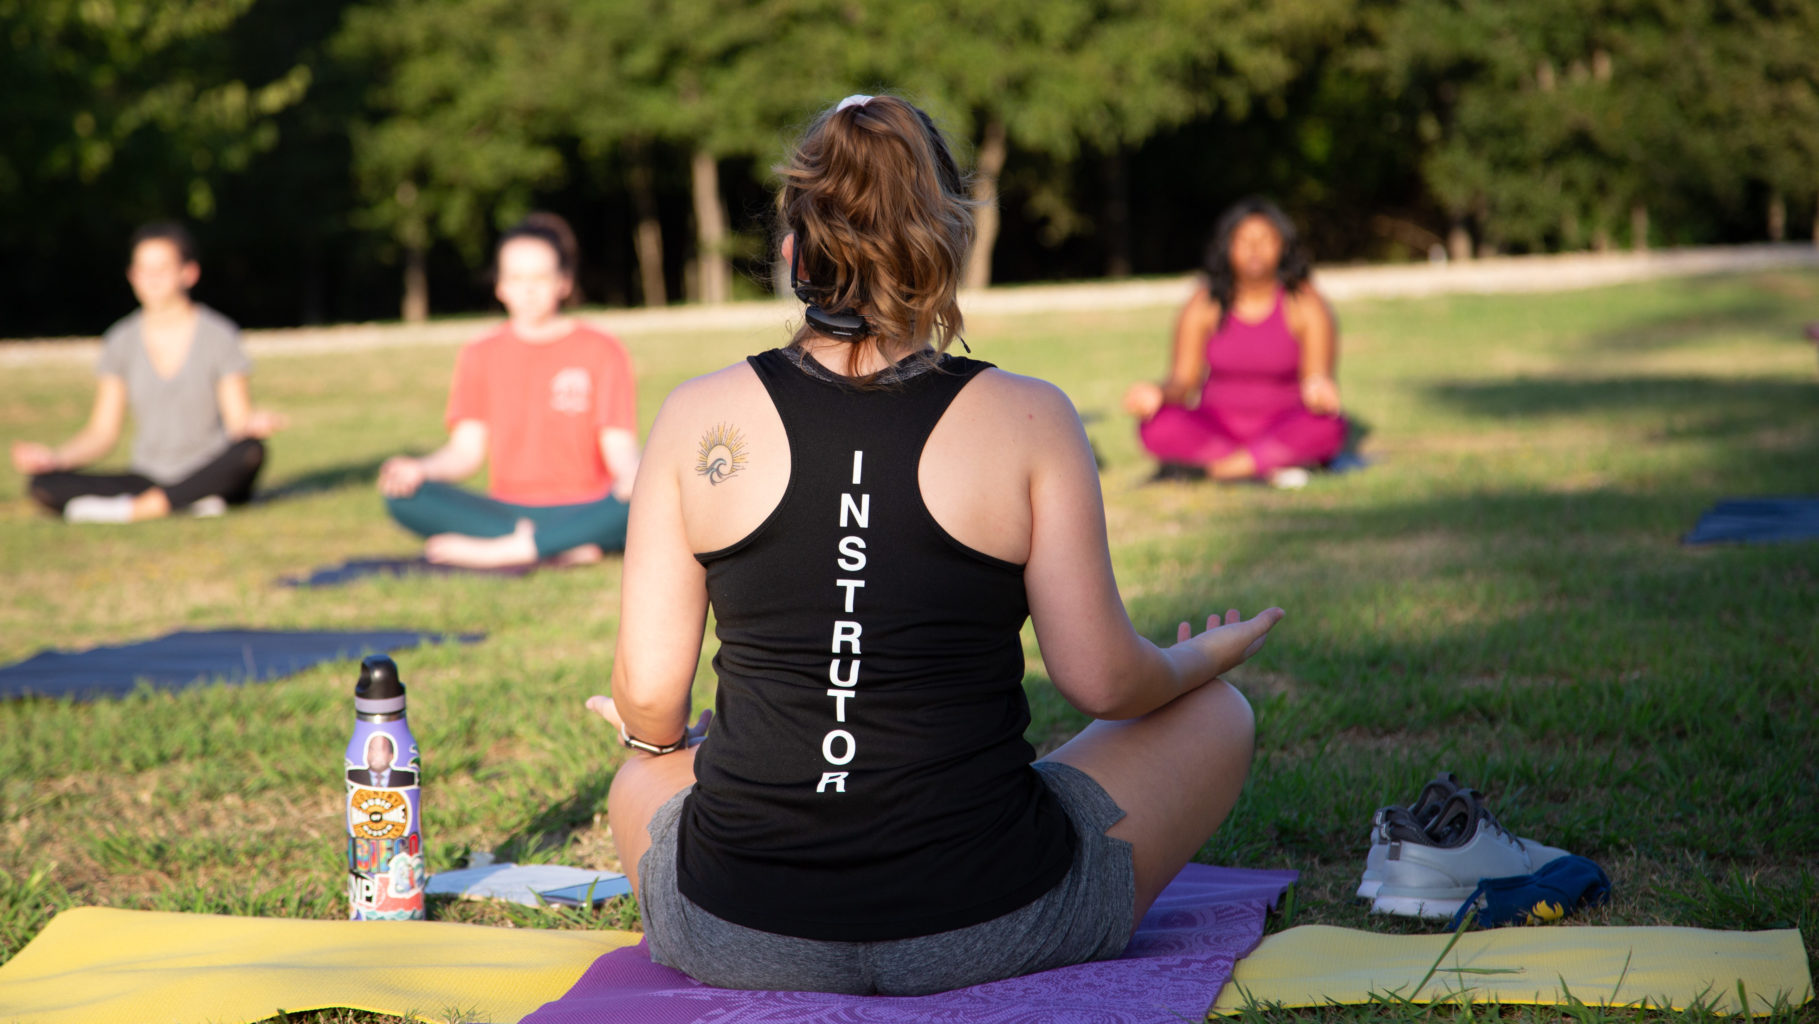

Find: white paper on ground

[424,862,632,906]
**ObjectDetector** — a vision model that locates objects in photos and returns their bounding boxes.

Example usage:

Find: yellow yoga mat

[1211,924,1813,1016]
[0,906,637,1024]
[4,909,1810,1023]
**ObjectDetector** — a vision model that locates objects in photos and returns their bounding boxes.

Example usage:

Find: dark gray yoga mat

[1682,497,1819,545]
[281,557,536,588]
[0,629,480,700]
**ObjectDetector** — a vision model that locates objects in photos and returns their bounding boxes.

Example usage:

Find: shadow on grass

[493,768,617,864]
[1424,375,1817,431]
[1577,290,1800,353]
[259,455,389,503]
[1135,481,1819,875]
[1108,362,1819,872]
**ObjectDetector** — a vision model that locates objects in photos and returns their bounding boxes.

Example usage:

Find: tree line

[4,0,1814,336]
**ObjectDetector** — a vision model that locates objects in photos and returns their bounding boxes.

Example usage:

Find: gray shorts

[636,759,1136,995]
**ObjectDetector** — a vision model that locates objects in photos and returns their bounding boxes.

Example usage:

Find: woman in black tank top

[589,94,1284,994]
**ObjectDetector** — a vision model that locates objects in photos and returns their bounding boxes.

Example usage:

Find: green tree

[566,0,858,304]
[1366,0,1819,256]
[336,0,572,319]
[1365,0,1623,254]
[1654,0,1819,242]
[0,0,313,332]
[0,0,311,221]
[852,0,1348,287]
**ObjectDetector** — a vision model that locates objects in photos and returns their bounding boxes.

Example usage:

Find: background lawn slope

[2,270,1814,1021]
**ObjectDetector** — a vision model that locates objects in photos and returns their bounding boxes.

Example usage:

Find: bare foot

[130,487,173,521]
[1207,449,1260,481]
[551,543,606,567]
[424,519,538,567]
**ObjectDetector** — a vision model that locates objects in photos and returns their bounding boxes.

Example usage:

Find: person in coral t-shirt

[377,214,641,568]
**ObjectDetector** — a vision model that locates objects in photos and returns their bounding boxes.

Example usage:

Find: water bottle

[345,654,425,920]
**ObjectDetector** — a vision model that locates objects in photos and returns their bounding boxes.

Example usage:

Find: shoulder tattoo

[695,423,749,485]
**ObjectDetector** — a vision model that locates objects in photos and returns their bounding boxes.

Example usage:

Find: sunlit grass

[2,270,1815,1021]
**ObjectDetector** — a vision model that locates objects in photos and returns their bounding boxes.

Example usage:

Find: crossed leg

[593,697,703,895]
[1139,406,1261,480]
[1041,679,1255,928]
[596,678,1253,926]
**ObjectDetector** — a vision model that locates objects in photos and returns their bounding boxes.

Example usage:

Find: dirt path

[6,242,1814,367]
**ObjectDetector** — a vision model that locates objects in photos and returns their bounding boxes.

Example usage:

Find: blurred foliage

[1,0,1815,334]
[1363,0,1819,252]
[334,0,572,264]
[0,0,309,217]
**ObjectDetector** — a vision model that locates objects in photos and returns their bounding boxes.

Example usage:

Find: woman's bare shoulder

[1282,281,1335,329]
[1286,277,1328,302]
[658,360,761,410]
[1181,284,1221,328]
[950,367,1093,471]
[646,360,765,442]
[963,366,1080,425]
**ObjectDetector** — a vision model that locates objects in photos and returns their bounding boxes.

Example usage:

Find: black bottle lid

[354,654,407,715]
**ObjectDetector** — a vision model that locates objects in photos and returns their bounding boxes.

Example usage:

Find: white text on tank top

[820,449,867,795]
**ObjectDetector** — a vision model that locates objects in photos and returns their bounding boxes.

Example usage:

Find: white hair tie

[835,94,874,113]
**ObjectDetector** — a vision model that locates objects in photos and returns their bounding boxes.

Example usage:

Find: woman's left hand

[586,696,713,749]
[241,407,289,439]
[1301,375,1341,416]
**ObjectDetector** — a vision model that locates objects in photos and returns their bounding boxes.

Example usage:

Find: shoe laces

[1410,772,1462,826]
[1378,806,1430,844]
[1425,789,1514,849]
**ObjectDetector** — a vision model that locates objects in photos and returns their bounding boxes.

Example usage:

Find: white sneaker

[1268,467,1310,489]
[1370,790,1536,919]
[186,495,228,518]
[64,494,135,523]
[1357,773,1462,900]
[1359,776,1572,903]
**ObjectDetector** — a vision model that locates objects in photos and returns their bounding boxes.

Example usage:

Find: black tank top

[675,348,1076,942]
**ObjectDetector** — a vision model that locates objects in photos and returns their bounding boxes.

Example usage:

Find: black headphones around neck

[790,234,871,340]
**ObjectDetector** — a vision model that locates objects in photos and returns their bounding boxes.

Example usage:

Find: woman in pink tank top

[1124,197,1346,486]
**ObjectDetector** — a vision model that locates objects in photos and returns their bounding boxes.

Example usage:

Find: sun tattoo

[695,423,750,485]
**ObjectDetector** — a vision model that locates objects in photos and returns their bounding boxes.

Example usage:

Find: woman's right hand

[378,456,426,498]
[241,407,290,439]
[1123,381,1165,420]
[11,441,58,476]
[1175,607,1285,682]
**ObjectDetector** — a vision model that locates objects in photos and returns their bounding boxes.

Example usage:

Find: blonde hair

[777,95,974,376]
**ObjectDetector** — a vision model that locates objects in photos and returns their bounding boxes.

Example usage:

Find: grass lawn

[2,269,1815,1022]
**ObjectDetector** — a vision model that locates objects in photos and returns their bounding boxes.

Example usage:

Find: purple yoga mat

[522,863,1296,1024]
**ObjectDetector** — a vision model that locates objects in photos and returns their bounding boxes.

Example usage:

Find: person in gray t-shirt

[11,222,285,522]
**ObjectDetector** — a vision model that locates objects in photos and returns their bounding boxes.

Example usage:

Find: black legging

[28,438,266,514]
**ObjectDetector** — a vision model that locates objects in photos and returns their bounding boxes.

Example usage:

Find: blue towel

[1683,497,1819,545]
[1449,855,1613,930]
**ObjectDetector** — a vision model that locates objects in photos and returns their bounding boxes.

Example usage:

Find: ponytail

[777,95,974,378]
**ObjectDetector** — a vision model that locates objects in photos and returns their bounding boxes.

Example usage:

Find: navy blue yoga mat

[0,629,480,700]
[281,558,535,588]
[1682,497,1819,545]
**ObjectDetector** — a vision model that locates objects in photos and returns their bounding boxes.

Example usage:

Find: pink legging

[1139,404,1345,476]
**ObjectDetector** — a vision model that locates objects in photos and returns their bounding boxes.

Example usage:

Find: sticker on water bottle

[348,788,412,839]
[348,842,427,919]
[345,732,418,788]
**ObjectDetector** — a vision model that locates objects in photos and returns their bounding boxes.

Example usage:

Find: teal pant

[385,482,629,558]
